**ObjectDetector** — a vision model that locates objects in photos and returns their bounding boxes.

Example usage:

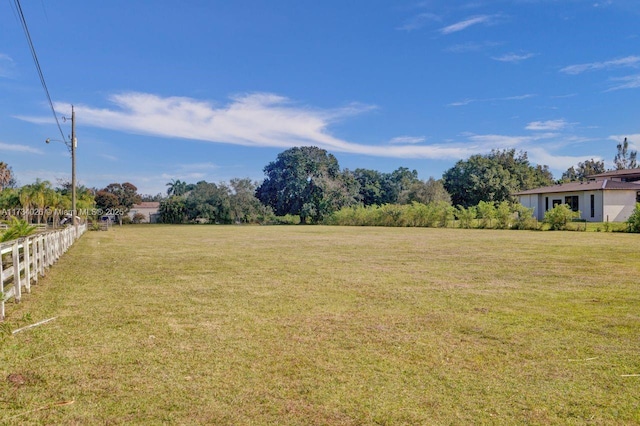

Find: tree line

[0,139,637,227]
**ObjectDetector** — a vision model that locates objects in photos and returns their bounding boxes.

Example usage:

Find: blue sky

[1,0,639,195]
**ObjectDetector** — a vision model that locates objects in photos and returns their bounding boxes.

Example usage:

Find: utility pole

[71,105,77,227]
[45,105,77,228]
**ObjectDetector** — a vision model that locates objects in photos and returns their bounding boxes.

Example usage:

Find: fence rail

[0,224,87,320]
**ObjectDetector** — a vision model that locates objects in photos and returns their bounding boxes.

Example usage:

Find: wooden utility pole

[71,105,77,227]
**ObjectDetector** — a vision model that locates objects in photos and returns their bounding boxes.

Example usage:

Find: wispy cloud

[448,93,535,107]
[463,132,598,171]
[15,92,481,160]
[440,15,497,35]
[593,0,613,7]
[560,55,640,74]
[177,162,218,171]
[397,13,440,31]
[0,141,43,154]
[525,119,568,131]
[605,74,640,91]
[389,136,426,144]
[608,134,640,149]
[0,54,16,78]
[100,154,118,161]
[445,41,502,53]
[492,52,536,63]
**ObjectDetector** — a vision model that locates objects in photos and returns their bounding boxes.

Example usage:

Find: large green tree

[352,167,421,206]
[443,149,554,207]
[256,146,357,223]
[561,159,605,182]
[185,181,232,223]
[159,197,186,224]
[398,177,451,205]
[229,178,272,224]
[95,182,141,222]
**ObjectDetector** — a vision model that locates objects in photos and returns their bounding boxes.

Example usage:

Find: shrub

[495,201,513,229]
[476,201,496,229]
[627,203,640,233]
[512,203,538,230]
[456,205,477,229]
[544,204,580,230]
[1,217,37,242]
[132,213,146,224]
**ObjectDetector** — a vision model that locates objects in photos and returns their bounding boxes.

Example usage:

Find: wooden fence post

[0,247,4,320]
[12,241,20,303]
[24,238,31,294]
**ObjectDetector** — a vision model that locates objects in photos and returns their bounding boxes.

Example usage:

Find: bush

[1,217,37,242]
[627,203,640,233]
[495,201,513,229]
[512,203,538,230]
[476,201,496,229]
[544,204,580,230]
[273,214,301,225]
[456,205,477,229]
[132,212,146,224]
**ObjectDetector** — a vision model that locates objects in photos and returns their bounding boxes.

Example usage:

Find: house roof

[587,168,640,180]
[132,202,160,209]
[514,179,640,196]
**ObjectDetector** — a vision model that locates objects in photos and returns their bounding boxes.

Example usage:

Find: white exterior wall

[129,207,160,223]
[518,191,607,222]
[602,190,637,222]
[587,191,604,222]
[518,194,541,219]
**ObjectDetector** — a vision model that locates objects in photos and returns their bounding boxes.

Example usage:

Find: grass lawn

[1,225,639,424]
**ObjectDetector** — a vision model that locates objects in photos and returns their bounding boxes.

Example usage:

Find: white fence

[0,224,87,320]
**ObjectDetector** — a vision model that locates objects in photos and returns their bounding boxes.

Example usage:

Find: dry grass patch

[1,225,639,424]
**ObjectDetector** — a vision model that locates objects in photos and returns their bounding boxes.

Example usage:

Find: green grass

[1,225,639,424]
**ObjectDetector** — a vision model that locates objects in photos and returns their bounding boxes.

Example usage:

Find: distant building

[129,202,160,223]
[515,169,640,222]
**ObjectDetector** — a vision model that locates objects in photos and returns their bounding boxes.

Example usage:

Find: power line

[12,0,67,143]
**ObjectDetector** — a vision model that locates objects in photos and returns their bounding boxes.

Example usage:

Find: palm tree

[166,179,188,197]
[28,180,51,224]
[0,162,14,191]
[18,187,32,223]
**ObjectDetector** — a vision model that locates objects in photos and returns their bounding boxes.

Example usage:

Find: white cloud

[560,55,640,74]
[397,13,440,31]
[605,74,640,91]
[461,132,599,171]
[0,53,16,78]
[15,92,598,177]
[440,15,495,35]
[100,154,118,161]
[448,93,535,107]
[491,52,535,63]
[0,141,44,154]
[608,134,640,150]
[448,98,476,107]
[445,41,502,53]
[15,92,478,160]
[177,162,218,171]
[389,136,426,144]
[526,147,599,171]
[525,119,568,131]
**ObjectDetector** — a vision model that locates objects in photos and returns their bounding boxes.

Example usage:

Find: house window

[637,191,640,203]
[565,195,579,212]
[553,199,562,208]
[590,194,595,218]
[545,197,549,211]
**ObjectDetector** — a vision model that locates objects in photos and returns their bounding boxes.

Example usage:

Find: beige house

[129,202,160,223]
[515,169,640,222]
